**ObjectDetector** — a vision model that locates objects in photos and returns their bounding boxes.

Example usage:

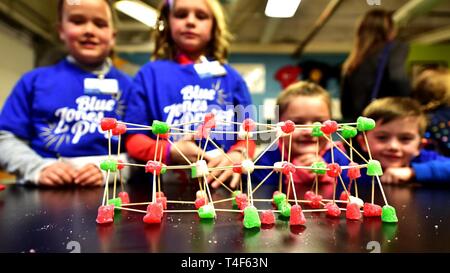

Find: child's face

[280,95,330,158]
[58,0,115,66]
[169,0,213,59]
[362,117,421,168]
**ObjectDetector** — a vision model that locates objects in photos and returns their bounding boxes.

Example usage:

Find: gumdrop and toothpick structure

[95,114,399,228]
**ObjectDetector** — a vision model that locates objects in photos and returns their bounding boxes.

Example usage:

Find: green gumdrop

[198,205,216,219]
[100,160,117,172]
[243,206,261,229]
[160,166,167,175]
[311,122,324,137]
[279,202,292,217]
[191,165,198,178]
[107,197,122,209]
[232,190,242,206]
[341,125,358,139]
[311,161,327,174]
[357,116,376,132]
[273,193,286,206]
[367,160,383,176]
[381,205,398,223]
[152,120,170,135]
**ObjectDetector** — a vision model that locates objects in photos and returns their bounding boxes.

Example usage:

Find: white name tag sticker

[194,61,226,79]
[84,78,119,95]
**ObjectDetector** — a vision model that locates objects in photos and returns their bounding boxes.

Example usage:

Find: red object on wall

[275,65,301,89]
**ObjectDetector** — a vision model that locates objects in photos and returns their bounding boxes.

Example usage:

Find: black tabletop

[1,177,450,253]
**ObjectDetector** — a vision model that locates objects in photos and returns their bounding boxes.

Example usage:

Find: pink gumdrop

[325,203,341,217]
[282,162,296,175]
[320,120,338,135]
[340,191,349,202]
[346,203,361,220]
[118,191,130,204]
[347,162,361,180]
[100,118,117,131]
[290,205,306,226]
[204,113,216,129]
[145,160,163,175]
[304,190,316,201]
[363,203,382,217]
[281,120,295,134]
[260,210,276,225]
[143,202,163,224]
[195,198,206,209]
[310,194,323,209]
[327,163,342,178]
[235,193,248,208]
[112,123,127,136]
[96,205,114,224]
[196,124,209,139]
[242,119,256,132]
[155,191,165,198]
[117,160,125,170]
[232,163,242,174]
[156,196,167,210]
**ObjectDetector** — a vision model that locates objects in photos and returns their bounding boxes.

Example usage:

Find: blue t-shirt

[124,60,253,152]
[0,59,133,158]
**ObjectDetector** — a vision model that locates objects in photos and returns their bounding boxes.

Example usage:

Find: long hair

[342,9,394,75]
[152,0,232,64]
[413,68,450,112]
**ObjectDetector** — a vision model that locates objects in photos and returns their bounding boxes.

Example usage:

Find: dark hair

[57,0,116,26]
[363,97,428,136]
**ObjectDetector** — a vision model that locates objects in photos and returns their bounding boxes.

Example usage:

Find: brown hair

[276,81,331,120]
[342,9,394,75]
[152,0,232,64]
[362,97,428,136]
[57,0,116,26]
[412,68,450,112]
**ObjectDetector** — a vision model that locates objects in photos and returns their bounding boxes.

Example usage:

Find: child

[252,81,350,192]
[412,68,450,156]
[0,0,132,186]
[124,0,254,189]
[358,97,450,184]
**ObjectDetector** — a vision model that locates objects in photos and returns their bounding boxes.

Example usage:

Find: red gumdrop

[290,205,306,226]
[195,198,206,209]
[363,203,382,217]
[320,120,338,135]
[260,210,276,225]
[156,191,165,198]
[145,160,163,175]
[117,160,125,170]
[346,203,361,220]
[100,118,117,131]
[304,190,316,201]
[143,202,163,224]
[232,163,242,174]
[310,194,323,209]
[118,191,130,204]
[156,196,167,210]
[204,113,216,129]
[347,162,361,180]
[340,191,349,202]
[0,184,6,191]
[242,118,256,132]
[96,205,114,224]
[325,203,341,217]
[111,123,127,136]
[281,120,296,134]
[158,133,169,139]
[235,193,248,208]
[282,162,296,175]
[327,163,342,177]
[196,124,209,139]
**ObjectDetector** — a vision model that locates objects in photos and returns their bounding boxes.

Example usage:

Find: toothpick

[363,131,372,160]
[101,170,110,206]
[116,207,146,214]
[289,173,298,206]
[253,135,280,164]
[252,170,275,194]
[167,138,192,165]
[375,175,388,206]
[335,132,369,164]
[108,130,111,158]
[208,138,234,163]
[209,173,234,193]
[112,172,117,198]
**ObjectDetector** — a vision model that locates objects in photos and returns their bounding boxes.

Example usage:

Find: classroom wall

[0,23,34,109]
[407,43,450,74]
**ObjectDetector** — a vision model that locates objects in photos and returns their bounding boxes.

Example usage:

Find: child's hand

[39,162,76,186]
[74,164,104,186]
[380,167,415,184]
[207,150,244,189]
[170,140,212,165]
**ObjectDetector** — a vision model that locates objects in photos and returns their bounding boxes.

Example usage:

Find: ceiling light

[115,0,158,28]
[265,0,301,18]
